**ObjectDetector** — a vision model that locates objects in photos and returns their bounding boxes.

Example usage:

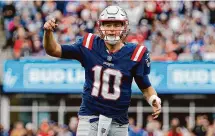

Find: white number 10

[91,66,122,100]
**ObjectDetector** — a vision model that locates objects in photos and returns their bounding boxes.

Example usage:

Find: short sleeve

[61,37,83,61]
[133,49,151,89]
[135,49,151,76]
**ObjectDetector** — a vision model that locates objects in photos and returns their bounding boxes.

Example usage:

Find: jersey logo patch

[107,56,112,61]
[145,53,150,67]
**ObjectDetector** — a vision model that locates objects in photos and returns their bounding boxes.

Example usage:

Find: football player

[43,5,161,136]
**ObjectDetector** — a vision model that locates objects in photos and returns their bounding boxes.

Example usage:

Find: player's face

[101,21,124,37]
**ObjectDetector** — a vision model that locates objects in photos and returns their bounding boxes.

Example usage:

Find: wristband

[148,95,161,107]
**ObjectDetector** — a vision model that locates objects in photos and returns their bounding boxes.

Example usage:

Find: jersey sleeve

[61,33,96,61]
[133,48,151,89]
[61,37,83,61]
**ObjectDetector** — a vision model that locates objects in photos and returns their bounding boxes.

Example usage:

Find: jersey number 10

[91,65,122,100]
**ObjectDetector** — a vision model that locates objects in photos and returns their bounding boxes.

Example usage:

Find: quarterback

[43,5,161,136]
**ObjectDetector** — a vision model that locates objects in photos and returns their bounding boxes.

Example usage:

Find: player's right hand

[152,99,161,119]
[43,18,58,32]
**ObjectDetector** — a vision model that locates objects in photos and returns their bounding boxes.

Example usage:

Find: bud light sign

[3,60,85,93]
[3,60,215,94]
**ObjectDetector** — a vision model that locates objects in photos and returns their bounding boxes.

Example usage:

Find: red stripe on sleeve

[88,34,95,50]
[137,46,146,62]
[83,33,89,47]
[131,45,140,60]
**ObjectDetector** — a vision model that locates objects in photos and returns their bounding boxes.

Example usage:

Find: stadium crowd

[1,1,215,61]
[1,115,215,136]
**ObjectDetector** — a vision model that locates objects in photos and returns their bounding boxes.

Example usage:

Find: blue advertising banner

[3,60,215,94]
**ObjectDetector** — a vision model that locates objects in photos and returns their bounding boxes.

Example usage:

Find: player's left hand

[151,99,161,119]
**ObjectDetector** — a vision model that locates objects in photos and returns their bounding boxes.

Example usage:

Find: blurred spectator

[146,115,154,123]
[192,115,207,136]
[166,118,183,136]
[57,124,72,136]
[10,121,27,136]
[36,120,50,136]
[128,117,148,136]
[48,121,58,136]
[153,121,164,136]
[2,1,16,50]
[128,117,136,136]
[0,124,8,136]
[124,1,144,32]
[135,123,148,136]
[2,15,22,50]
[42,1,57,18]
[207,118,215,136]
[146,121,155,136]
[25,123,35,136]
[33,1,44,14]
[208,1,215,25]
[69,116,78,136]
[146,120,164,136]
[189,37,204,61]
[13,26,32,59]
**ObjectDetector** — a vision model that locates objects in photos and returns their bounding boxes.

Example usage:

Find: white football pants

[76,115,129,136]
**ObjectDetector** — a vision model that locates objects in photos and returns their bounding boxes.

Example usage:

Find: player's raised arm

[43,18,62,57]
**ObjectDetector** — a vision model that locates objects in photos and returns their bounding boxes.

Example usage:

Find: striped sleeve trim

[131,45,147,62]
[83,33,95,50]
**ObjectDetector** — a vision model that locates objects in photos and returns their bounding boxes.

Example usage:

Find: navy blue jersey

[61,33,151,124]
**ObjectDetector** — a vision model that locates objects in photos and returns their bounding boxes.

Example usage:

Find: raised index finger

[51,18,56,24]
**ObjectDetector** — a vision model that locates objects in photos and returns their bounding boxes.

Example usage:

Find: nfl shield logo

[107,56,112,61]
[145,58,150,67]
[145,53,150,67]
